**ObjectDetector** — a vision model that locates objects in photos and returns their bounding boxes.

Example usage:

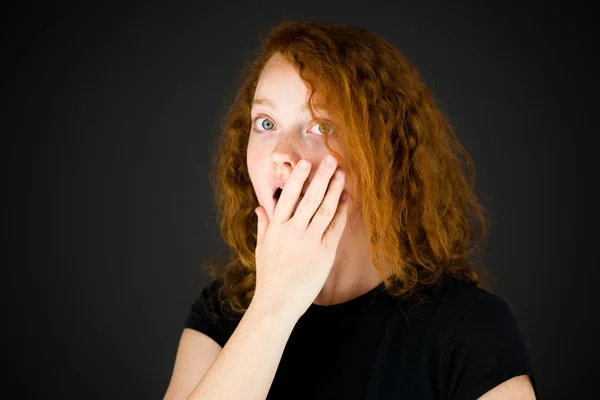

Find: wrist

[247,296,302,329]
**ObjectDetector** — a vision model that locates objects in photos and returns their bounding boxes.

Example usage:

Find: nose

[270,135,302,172]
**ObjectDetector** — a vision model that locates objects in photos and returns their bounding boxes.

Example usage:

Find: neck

[312,208,387,306]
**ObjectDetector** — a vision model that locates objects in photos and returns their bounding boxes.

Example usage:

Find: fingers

[272,159,311,224]
[271,154,348,247]
[304,168,348,244]
[255,206,268,246]
[318,189,349,248]
[291,155,339,226]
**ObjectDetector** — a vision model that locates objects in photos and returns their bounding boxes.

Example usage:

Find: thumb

[255,206,269,244]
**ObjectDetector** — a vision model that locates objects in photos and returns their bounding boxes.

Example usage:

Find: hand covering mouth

[273,188,305,214]
[273,187,305,200]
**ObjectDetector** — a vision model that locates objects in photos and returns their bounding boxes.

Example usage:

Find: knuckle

[317,204,332,217]
[328,219,338,230]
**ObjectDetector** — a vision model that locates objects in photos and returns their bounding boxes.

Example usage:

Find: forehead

[259,53,297,80]
[254,54,307,97]
[253,54,328,116]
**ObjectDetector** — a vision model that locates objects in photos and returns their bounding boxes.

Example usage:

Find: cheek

[246,145,270,199]
[246,144,263,177]
[247,136,271,162]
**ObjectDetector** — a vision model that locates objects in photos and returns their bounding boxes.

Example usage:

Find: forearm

[186,301,298,400]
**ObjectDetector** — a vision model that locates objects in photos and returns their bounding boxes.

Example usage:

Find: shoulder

[199,278,227,318]
[439,276,516,323]
[416,276,530,357]
[183,278,241,347]
[433,276,525,345]
[193,278,244,320]
[397,275,516,333]
[428,276,537,400]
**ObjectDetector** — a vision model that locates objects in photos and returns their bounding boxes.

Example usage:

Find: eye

[309,122,333,135]
[253,117,276,132]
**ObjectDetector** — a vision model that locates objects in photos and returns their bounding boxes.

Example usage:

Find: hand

[252,155,349,318]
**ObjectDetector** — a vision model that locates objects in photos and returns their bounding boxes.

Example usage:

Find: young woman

[164,20,537,400]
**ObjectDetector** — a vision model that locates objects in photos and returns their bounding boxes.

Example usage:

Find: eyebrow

[252,98,310,113]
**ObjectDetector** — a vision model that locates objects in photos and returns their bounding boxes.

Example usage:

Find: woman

[164,20,537,400]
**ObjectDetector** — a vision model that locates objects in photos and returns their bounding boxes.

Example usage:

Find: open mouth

[273,188,305,200]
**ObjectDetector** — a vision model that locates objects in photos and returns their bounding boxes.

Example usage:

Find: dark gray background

[7,1,597,399]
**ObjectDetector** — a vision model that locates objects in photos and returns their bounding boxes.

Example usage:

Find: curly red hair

[202,20,490,315]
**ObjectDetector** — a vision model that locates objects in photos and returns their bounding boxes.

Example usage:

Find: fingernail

[325,155,335,165]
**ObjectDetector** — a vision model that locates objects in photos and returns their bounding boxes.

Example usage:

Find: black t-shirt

[184,276,537,399]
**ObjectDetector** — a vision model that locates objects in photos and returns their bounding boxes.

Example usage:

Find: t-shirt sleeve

[445,290,537,400]
[183,279,238,348]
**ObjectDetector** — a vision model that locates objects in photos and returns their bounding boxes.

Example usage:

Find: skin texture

[246,53,387,306]
[478,374,536,399]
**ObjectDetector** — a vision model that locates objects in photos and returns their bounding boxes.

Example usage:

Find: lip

[271,177,288,195]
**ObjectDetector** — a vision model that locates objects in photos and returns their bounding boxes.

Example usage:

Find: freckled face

[246,53,350,220]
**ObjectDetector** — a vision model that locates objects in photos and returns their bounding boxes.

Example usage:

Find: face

[247,53,351,220]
